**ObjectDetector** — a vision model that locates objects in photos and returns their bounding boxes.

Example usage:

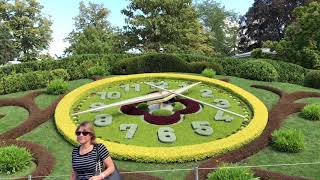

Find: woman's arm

[99,156,115,179]
[70,167,76,180]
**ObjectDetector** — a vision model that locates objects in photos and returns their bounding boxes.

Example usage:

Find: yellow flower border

[55,73,268,162]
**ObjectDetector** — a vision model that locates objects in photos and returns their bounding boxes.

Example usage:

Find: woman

[71,121,115,180]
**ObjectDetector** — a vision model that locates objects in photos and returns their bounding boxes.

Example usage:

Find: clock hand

[144,82,246,119]
[147,82,201,105]
[72,82,201,116]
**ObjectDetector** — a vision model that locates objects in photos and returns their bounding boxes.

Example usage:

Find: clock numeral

[150,81,168,89]
[120,124,137,139]
[200,89,213,98]
[107,91,121,99]
[90,102,106,112]
[97,91,121,99]
[214,99,231,109]
[97,92,107,100]
[158,127,176,143]
[191,121,213,136]
[214,110,234,122]
[94,114,112,126]
[120,84,141,92]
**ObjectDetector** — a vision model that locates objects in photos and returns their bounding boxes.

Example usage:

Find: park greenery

[1,0,320,179]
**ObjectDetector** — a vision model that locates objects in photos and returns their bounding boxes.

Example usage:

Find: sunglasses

[75,131,91,136]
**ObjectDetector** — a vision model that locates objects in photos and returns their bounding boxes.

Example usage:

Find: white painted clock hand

[144,82,246,119]
[72,82,201,116]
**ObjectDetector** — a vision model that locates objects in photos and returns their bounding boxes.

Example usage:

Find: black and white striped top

[72,143,109,180]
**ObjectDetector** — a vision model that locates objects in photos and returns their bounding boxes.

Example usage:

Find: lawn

[0,75,319,180]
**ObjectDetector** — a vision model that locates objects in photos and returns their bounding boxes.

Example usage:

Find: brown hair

[75,121,96,144]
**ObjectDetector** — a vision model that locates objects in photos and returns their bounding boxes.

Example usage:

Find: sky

[38,0,254,57]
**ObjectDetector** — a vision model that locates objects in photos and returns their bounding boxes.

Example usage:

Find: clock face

[55,73,268,162]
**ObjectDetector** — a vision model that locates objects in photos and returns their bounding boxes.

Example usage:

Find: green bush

[301,104,320,121]
[238,60,279,81]
[1,69,69,94]
[188,62,223,75]
[271,129,305,153]
[267,59,307,85]
[152,109,172,116]
[46,79,69,95]
[172,102,185,111]
[137,103,149,111]
[251,48,263,58]
[201,68,216,78]
[304,70,320,89]
[111,53,189,74]
[0,145,33,174]
[175,53,213,62]
[207,164,258,180]
[88,66,109,77]
[215,58,246,77]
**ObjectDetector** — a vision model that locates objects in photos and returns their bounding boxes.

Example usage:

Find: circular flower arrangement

[55,73,268,162]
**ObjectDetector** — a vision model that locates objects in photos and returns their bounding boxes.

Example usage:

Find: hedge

[0,69,70,94]
[238,60,279,82]
[0,54,132,79]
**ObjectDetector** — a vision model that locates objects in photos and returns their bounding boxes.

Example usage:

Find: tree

[196,0,238,55]
[238,0,312,52]
[0,0,52,62]
[0,25,17,64]
[65,1,116,55]
[266,2,320,69]
[121,0,213,54]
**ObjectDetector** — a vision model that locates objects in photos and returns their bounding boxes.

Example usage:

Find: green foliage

[151,109,172,116]
[266,59,307,85]
[65,1,116,55]
[267,2,320,69]
[0,0,52,62]
[121,0,213,54]
[238,60,279,81]
[46,79,69,95]
[304,70,320,89]
[197,0,238,55]
[0,145,33,174]
[201,68,216,78]
[172,102,185,111]
[1,69,69,94]
[207,163,258,180]
[238,0,309,52]
[111,53,189,74]
[188,62,208,73]
[137,103,149,111]
[272,129,305,153]
[301,104,320,121]
[251,48,263,58]
[88,66,108,77]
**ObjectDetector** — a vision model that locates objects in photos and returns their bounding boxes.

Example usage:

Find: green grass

[1,75,320,179]
[242,114,320,179]
[0,106,28,134]
[0,162,36,178]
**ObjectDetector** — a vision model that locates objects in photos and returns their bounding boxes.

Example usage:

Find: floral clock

[55,73,268,163]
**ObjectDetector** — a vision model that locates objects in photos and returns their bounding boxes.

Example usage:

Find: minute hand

[72,82,201,116]
[144,82,246,119]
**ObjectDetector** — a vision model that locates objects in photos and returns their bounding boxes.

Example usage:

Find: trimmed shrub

[207,164,258,180]
[172,102,185,111]
[46,79,69,95]
[215,58,246,77]
[136,103,149,111]
[304,70,320,89]
[238,60,279,81]
[151,109,172,116]
[1,69,69,94]
[188,62,208,73]
[301,104,320,121]
[208,63,224,75]
[271,129,305,153]
[201,68,216,78]
[88,66,109,77]
[0,145,33,174]
[175,53,213,62]
[251,48,263,58]
[267,59,307,85]
[111,53,189,74]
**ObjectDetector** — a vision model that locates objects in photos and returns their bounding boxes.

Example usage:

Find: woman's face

[76,126,92,145]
